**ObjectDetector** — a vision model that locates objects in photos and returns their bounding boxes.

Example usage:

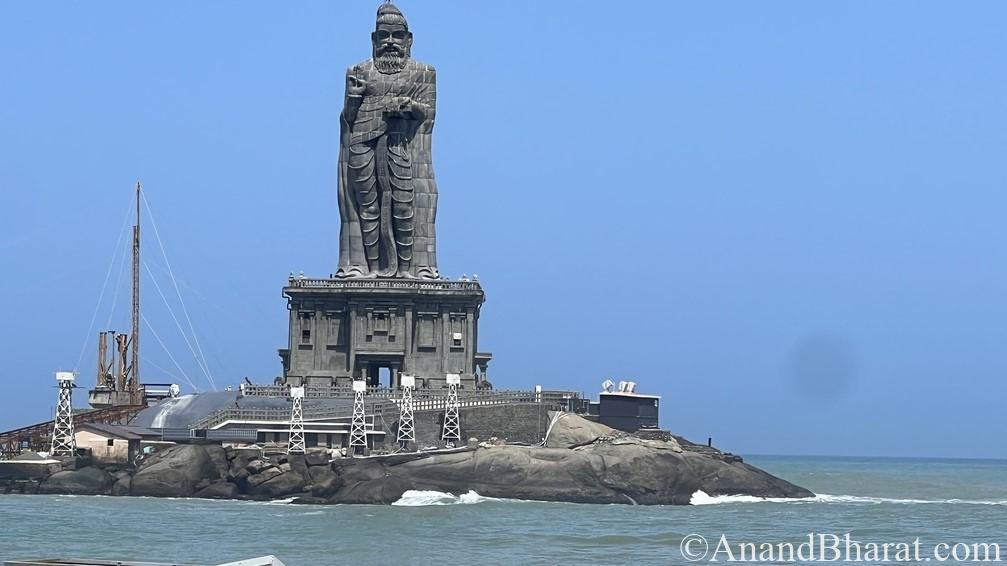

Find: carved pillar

[404,306,414,375]
[391,361,402,389]
[440,309,450,377]
[465,307,475,375]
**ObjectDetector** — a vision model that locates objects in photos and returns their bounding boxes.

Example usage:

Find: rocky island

[2,414,812,505]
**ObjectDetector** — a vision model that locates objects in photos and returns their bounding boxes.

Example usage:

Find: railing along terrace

[192,388,583,433]
[285,276,482,292]
[240,384,580,401]
[405,391,535,412]
[192,401,394,431]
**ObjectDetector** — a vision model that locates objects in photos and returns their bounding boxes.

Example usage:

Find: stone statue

[336,2,440,279]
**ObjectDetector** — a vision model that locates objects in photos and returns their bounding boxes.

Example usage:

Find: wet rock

[39,467,114,496]
[195,481,240,499]
[249,471,306,499]
[111,476,132,496]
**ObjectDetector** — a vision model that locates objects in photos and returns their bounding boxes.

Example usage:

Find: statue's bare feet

[336,266,368,279]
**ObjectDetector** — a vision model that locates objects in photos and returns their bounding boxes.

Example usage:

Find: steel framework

[287,386,306,454]
[441,374,461,446]
[348,380,368,456]
[50,372,77,456]
[396,375,416,449]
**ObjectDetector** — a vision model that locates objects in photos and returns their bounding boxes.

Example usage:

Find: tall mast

[131,181,141,404]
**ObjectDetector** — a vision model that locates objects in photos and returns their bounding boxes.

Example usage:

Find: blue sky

[1,2,1004,459]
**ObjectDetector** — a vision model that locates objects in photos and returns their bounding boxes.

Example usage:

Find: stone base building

[278,276,492,390]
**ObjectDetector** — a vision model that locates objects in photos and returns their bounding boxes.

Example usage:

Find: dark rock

[131,445,219,498]
[249,471,306,499]
[329,475,412,505]
[309,467,343,499]
[227,448,261,476]
[111,476,131,496]
[246,466,283,488]
[286,454,311,481]
[39,467,114,496]
[195,481,240,500]
[231,467,251,491]
[245,459,273,475]
[308,464,334,484]
[204,445,229,479]
[304,448,330,467]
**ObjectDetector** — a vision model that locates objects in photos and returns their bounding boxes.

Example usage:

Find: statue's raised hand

[346,68,367,97]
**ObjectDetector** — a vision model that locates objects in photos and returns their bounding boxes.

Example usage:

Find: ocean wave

[392,489,509,506]
[690,490,1007,506]
[815,494,1007,506]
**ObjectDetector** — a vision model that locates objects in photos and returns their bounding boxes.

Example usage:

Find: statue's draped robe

[336,58,439,279]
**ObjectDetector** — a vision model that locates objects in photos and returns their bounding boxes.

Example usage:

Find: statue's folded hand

[383,96,416,116]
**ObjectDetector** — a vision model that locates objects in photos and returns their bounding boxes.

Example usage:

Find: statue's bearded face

[372,23,412,73]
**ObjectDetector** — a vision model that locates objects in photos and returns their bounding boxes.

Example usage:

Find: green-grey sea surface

[1,456,1004,566]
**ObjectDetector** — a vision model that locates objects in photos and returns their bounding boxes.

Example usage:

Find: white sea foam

[690,490,1007,506]
[392,489,507,506]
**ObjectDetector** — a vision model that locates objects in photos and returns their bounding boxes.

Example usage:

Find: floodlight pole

[51,372,77,457]
[348,379,368,456]
[397,374,416,450]
[441,373,461,447]
[287,386,306,455]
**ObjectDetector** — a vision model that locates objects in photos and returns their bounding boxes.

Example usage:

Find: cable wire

[142,191,218,390]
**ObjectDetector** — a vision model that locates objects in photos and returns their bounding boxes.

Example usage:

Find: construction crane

[89,181,144,408]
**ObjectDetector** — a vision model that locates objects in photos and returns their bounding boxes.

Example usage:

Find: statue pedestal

[279,277,491,389]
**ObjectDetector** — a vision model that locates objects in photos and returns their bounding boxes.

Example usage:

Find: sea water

[0,456,1004,565]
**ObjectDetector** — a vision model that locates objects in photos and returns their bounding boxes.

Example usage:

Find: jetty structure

[0,3,814,506]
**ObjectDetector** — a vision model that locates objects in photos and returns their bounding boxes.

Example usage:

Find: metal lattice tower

[348,380,368,456]
[50,372,77,457]
[441,373,461,446]
[397,375,416,449]
[287,386,306,455]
